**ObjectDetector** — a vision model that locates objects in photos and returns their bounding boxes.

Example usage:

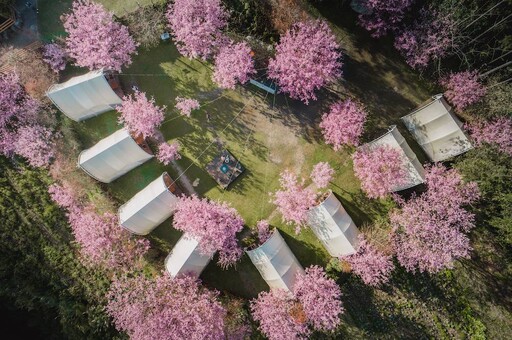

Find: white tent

[119,173,181,235]
[164,234,212,279]
[308,191,360,257]
[78,128,153,183]
[47,70,122,121]
[361,125,425,191]
[246,229,304,292]
[401,95,473,162]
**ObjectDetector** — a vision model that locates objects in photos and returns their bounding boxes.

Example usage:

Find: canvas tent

[47,69,122,121]
[246,229,304,292]
[308,191,360,257]
[78,128,153,183]
[401,95,472,162]
[164,234,212,279]
[361,125,425,191]
[119,173,181,235]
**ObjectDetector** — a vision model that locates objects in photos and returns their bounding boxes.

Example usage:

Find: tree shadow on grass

[279,228,329,268]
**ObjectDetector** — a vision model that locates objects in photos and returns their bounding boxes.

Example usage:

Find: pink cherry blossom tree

[118,90,165,138]
[257,219,272,245]
[394,8,457,69]
[293,265,343,331]
[175,97,200,117]
[213,41,256,89]
[173,195,244,268]
[320,99,367,150]
[268,20,342,104]
[270,170,317,233]
[251,266,343,339]
[14,124,57,167]
[42,43,67,73]
[49,183,149,270]
[357,0,415,38]
[310,162,335,189]
[352,145,408,199]
[106,273,226,340]
[166,0,228,60]
[467,117,512,156]
[341,235,393,286]
[156,141,181,165]
[390,164,480,273]
[62,0,138,71]
[440,71,486,112]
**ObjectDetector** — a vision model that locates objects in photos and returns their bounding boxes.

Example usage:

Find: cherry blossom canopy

[308,191,360,257]
[78,128,153,183]
[401,95,473,162]
[119,173,180,235]
[164,234,213,279]
[246,229,304,292]
[362,125,425,191]
[46,70,122,121]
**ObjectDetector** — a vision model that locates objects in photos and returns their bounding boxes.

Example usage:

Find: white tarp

[119,173,180,235]
[165,234,212,279]
[78,128,153,183]
[308,191,360,257]
[401,95,472,162]
[246,229,304,292]
[362,125,425,191]
[47,70,122,121]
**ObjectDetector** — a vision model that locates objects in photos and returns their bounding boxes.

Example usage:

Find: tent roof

[308,191,359,257]
[119,173,180,235]
[47,70,122,121]
[78,128,153,183]
[362,125,425,191]
[164,234,212,279]
[401,95,472,162]
[246,229,304,292]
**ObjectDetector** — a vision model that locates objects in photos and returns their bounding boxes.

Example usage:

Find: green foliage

[222,0,278,42]
[455,146,512,247]
[0,157,119,339]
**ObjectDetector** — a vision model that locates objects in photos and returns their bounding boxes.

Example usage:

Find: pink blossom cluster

[320,99,367,150]
[106,273,226,340]
[166,0,228,60]
[251,266,343,339]
[440,71,486,111]
[0,72,39,132]
[467,117,512,156]
[268,20,342,104]
[118,91,165,138]
[342,235,394,286]
[358,0,416,37]
[63,0,138,71]
[310,161,335,189]
[175,97,200,117]
[173,195,244,268]
[42,43,67,73]
[352,145,408,199]
[256,219,272,245]
[213,41,256,89]
[270,170,317,233]
[49,183,149,270]
[394,8,457,69]
[14,124,57,167]
[156,141,181,165]
[390,164,480,273]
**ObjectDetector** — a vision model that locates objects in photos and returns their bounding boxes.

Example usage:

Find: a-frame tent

[78,128,153,183]
[164,234,213,279]
[47,69,122,121]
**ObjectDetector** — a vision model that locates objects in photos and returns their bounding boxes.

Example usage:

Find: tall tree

[173,195,244,268]
[357,0,416,37]
[320,99,367,150]
[166,0,228,59]
[106,273,226,340]
[467,117,512,157]
[268,20,342,104]
[440,71,486,112]
[62,0,138,71]
[117,90,165,139]
[390,164,480,273]
[213,40,256,89]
